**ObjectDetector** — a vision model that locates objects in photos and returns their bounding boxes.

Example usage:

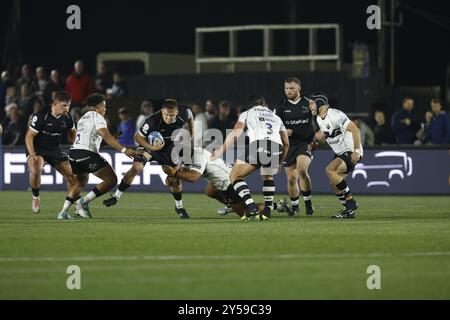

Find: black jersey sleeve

[66,115,75,130]
[274,98,286,118]
[29,113,45,133]
[138,116,156,138]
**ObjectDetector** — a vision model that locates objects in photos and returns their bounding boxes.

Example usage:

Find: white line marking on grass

[1,251,449,263]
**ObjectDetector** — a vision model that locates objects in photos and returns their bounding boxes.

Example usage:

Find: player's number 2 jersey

[238,106,286,145]
[71,111,108,153]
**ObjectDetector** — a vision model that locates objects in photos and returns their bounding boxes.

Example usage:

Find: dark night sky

[1,0,449,86]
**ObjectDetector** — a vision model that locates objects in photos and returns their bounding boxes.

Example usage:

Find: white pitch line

[0,251,449,263]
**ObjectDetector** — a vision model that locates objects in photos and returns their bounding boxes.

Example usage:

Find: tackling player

[309,93,362,218]
[162,147,264,218]
[212,95,289,221]
[59,94,135,218]
[25,91,77,217]
[103,99,194,219]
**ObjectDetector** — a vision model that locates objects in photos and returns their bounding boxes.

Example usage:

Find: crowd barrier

[1,145,449,195]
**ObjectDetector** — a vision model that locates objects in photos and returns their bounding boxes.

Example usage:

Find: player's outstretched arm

[211,121,245,160]
[98,127,135,157]
[25,129,38,160]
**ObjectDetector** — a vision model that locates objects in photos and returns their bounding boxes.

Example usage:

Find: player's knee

[298,169,309,178]
[325,165,335,177]
[287,173,298,185]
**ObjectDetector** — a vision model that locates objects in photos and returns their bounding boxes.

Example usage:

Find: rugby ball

[148,131,164,146]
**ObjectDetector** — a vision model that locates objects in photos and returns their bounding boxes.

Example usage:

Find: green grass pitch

[0,191,449,299]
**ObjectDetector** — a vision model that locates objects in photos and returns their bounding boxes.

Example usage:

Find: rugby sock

[84,187,103,203]
[32,188,40,198]
[336,192,347,207]
[263,180,275,209]
[172,192,183,209]
[62,196,75,211]
[301,190,312,206]
[114,180,130,199]
[336,180,353,201]
[233,179,257,212]
[290,196,300,211]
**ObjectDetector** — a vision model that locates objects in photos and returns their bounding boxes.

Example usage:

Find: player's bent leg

[297,155,314,215]
[54,161,79,220]
[28,156,45,213]
[284,164,300,215]
[326,159,358,219]
[259,175,274,220]
[79,165,118,218]
[105,154,148,207]
[229,161,259,220]
[167,176,189,219]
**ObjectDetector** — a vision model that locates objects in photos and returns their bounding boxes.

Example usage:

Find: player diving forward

[57,94,135,219]
[103,99,194,219]
[25,91,77,216]
[212,95,289,221]
[161,147,264,217]
[308,93,363,218]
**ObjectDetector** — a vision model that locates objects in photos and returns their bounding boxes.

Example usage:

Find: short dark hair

[162,99,179,110]
[285,77,301,86]
[53,91,71,103]
[402,97,413,103]
[431,98,441,104]
[118,107,129,115]
[86,93,106,108]
[248,94,267,107]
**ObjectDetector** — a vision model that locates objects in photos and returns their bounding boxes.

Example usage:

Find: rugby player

[212,95,289,221]
[58,93,135,219]
[309,93,362,218]
[25,91,77,217]
[103,99,194,219]
[274,77,319,216]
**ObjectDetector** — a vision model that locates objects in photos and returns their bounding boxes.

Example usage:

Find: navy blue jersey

[29,111,74,151]
[138,107,193,148]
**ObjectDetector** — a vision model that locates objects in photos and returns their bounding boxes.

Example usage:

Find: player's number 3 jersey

[238,106,286,145]
[316,108,363,156]
[72,111,108,153]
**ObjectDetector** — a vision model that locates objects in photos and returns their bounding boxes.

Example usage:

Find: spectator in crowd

[43,69,64,108]
[95,62,111,94]
[352,117,374,146]
[191,101,208,147]
[209,100,236,142]
[1,103,25,146]
[18,83,35,119]
[0,71,13,119]
[27,99,43,126]
[205,99,217,125]
[136,100,154,130]
[117,107,135,146]
[391,97,420,144]
[422,99,450,144]
[35,66,48,99]
[65,60,94,107]
[5,86,19,106]
[373,110,393,145]
[109,72,128,99]
[16,64,36,92]
[416,111,433,145]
